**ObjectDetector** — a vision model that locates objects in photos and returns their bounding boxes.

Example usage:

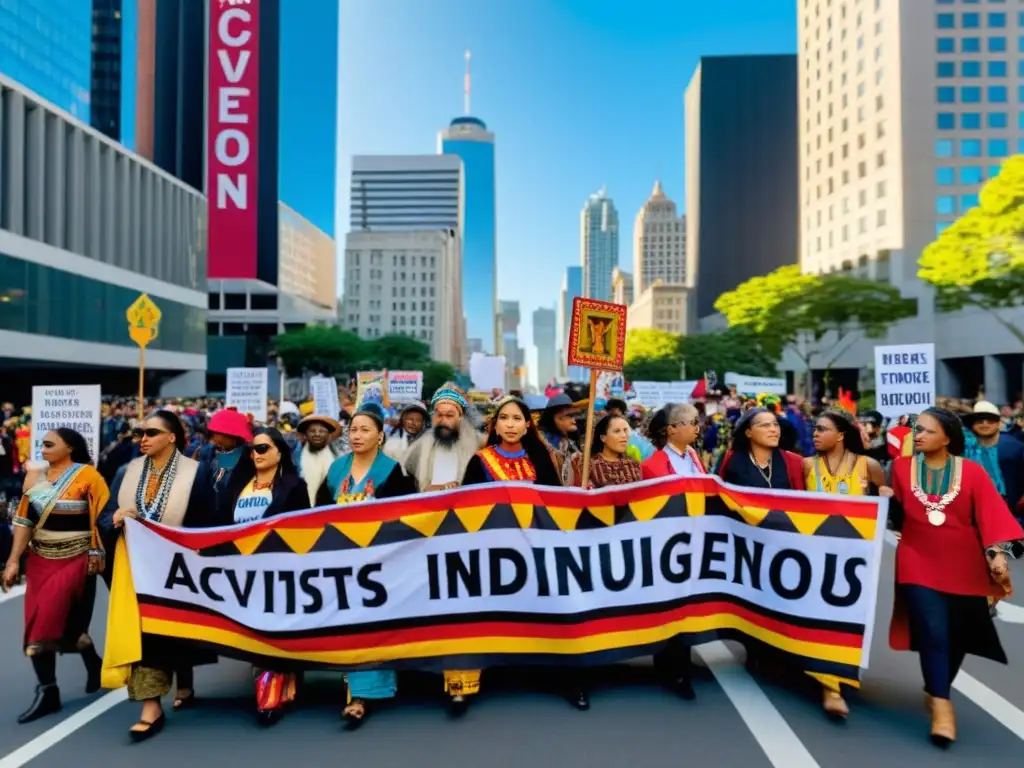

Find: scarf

[326,451,398,503]
[964,431,1006,496]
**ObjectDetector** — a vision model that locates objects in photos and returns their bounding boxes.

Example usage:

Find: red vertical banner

[207,0,260,279]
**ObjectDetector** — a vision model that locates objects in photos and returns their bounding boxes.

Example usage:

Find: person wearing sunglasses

[642,403,707,479]
[2,428,109,724]
[98,410,217,742]
[214,428,311,725]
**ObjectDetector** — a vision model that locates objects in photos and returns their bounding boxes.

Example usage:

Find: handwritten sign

[724,373,787,396]
[388,371,423,402]
[310,376,341,419]
[30,385,102,463]
[874,343,935,419]
[226,367,268,423]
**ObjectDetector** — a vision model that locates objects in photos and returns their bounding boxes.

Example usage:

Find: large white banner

[873,343,935,419]
[226,367,269,423]
[30,385,101,463]
[309,376,341,418]
[725,373,787,395]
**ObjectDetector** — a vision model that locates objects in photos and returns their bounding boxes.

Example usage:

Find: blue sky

[328,0,796,383]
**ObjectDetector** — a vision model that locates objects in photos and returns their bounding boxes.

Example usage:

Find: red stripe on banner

[142,475,881,549]
[140,599,863,653]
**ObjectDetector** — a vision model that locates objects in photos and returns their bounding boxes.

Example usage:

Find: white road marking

[0,690,128,768]
[0,585,26,604]
[954,671,1024,742]
[884,531,1024,623]
[695,641,821,768]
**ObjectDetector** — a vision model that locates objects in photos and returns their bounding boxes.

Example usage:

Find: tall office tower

[558,265,587,380]
[350,155,462,231]
[633,180,686,293]
[91,0,126,142]
[341,229,463,366]
[532,307,558,389]
[685,55,799,319]
[0,1,92,119]
[438,50,497,354]
[498,300,524,390]
[612,268,634,306]
[797,1,1024,400]
[581,187,619,301]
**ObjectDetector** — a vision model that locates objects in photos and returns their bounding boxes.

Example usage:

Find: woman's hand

[1,560,19,592]
[878,485,894,498]
[87,554,104,576]
[988,550,1013,595]
[112,508,138,528]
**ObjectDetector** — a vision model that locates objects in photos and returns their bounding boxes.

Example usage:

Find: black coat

[215,472,311,526]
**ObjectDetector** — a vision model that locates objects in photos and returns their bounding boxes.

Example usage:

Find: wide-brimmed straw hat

[297,413,343,441]
[962,400,1002,424]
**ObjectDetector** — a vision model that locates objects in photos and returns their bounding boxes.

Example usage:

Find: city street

[0,540,1022,768]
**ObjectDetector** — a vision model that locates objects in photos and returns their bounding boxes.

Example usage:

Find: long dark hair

[816,409,866,456]
[487,398,561,486]
[225,428,298,502]
[920,407,966,456]
[54,427,92,465]
[730,407,780,455]
[647,406,671,450]
[594,413,628,454]
[148,410,187,454]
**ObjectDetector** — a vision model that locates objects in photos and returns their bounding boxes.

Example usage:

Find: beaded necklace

[135,450,180,523]
[909,454,962,527]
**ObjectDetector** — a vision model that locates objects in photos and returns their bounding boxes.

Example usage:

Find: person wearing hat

[538,392,582,486]
[963,401,1024,524]
[383,403,429,464]
[293,414,344,507]
[193,409,254,505]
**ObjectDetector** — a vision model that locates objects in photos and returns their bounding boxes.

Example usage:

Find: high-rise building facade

[498,300,523,390]
[0,1,92,120]
[633,180,686,294]
[341,229,463,366]
[350,155,462,232]
[581,187,619,302]
[439,116,497,354]
[532,307,558,389]
[91,0,130,143]
[612,268,634,307]
[795,0,1024,401]
[558,265,587,380]
[685,55,799,318]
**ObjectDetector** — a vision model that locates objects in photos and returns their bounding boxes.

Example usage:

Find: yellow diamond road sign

[127,293,162,330]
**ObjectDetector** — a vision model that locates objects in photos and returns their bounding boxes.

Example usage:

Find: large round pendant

[836,479,850,494]
[927,510,946,527]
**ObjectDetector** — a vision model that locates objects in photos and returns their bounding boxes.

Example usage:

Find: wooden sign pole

[579,368,599,489]
[138,346,146,420]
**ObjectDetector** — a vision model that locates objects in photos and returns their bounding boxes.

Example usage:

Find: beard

[433,423,459,448]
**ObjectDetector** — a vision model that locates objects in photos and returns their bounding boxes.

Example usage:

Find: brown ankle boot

[929,697,956,746]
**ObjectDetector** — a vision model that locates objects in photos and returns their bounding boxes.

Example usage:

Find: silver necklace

[749,452,772,485]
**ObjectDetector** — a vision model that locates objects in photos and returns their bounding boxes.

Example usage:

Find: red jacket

[717,449,806,490]
[641,447,706,479]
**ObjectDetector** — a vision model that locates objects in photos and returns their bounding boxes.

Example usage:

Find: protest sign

[356,371,388,409]
[724,373,787,396]
[226,367,269,423]
[103,476,886,690]
[873,343,935,419]
[309,376,341,418]
[30,385,101,463]
[388,371,424,402]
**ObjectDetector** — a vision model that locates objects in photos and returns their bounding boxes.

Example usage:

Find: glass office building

[0,0,91,120]
[439,116,497,353]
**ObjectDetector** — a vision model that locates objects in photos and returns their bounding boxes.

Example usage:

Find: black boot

[81,645,102,694]
[18,685,61,724]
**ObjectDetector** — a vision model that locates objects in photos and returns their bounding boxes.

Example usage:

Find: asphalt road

[0,541,1022,768]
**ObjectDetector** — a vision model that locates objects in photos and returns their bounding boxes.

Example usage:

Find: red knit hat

[208,409,253,442]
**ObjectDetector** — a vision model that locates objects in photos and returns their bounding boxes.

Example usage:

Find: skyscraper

[581,187,619,302]
[90,0,130,143]
[0,1,92,119]
[685,55,798,318]
[532,307,558,389]
[558,265,586,380]
[633,180,686,294]
[612,268,633,306]
[498,300,523,390]
[438,50,497,354]
[350,154,462,231]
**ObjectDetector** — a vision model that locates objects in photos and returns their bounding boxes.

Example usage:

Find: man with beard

[401,383,484,713]
[293,414,344,505]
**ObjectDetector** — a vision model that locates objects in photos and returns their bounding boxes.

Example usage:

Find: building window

[938,113,956,130]
[963,13,980,29]
[990,36,1008,53]
[962,112,982,129]
[962,61,981,77]
[988,138,1010,157]
[937,167,956,185]
[961,194,980,211]
[988,61,1007,77]
[936,222,952,238]
[961,166,983,185]
[937,13,955,29]
[988,112,1008,128]
[961,139,982,157]
[877,210,887,226]
[962,86,982,103]
[938,38,955,53]
[988,12,1007,29]
[936,196,956,215]
[937,86,956,103]
[988,85,1008,102]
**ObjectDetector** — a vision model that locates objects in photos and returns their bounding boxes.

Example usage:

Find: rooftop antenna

[464,49,472,115]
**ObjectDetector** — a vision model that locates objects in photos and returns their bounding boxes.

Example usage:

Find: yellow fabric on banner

[100,535,142,689]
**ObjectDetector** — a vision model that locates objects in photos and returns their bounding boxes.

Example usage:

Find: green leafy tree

[624,355,682,382]
[624,328,682,364]
[919,155,1024,344]
[362,334,432,370]
[421,360,457,402]
[273,326,367,377]
[679,327,778,379]
[715,265,916,395]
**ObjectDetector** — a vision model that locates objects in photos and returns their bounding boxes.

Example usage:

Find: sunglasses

[251,443,275,455]
[134,428,167,439]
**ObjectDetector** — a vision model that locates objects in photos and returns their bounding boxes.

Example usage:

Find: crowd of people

[1,384,1022,749]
